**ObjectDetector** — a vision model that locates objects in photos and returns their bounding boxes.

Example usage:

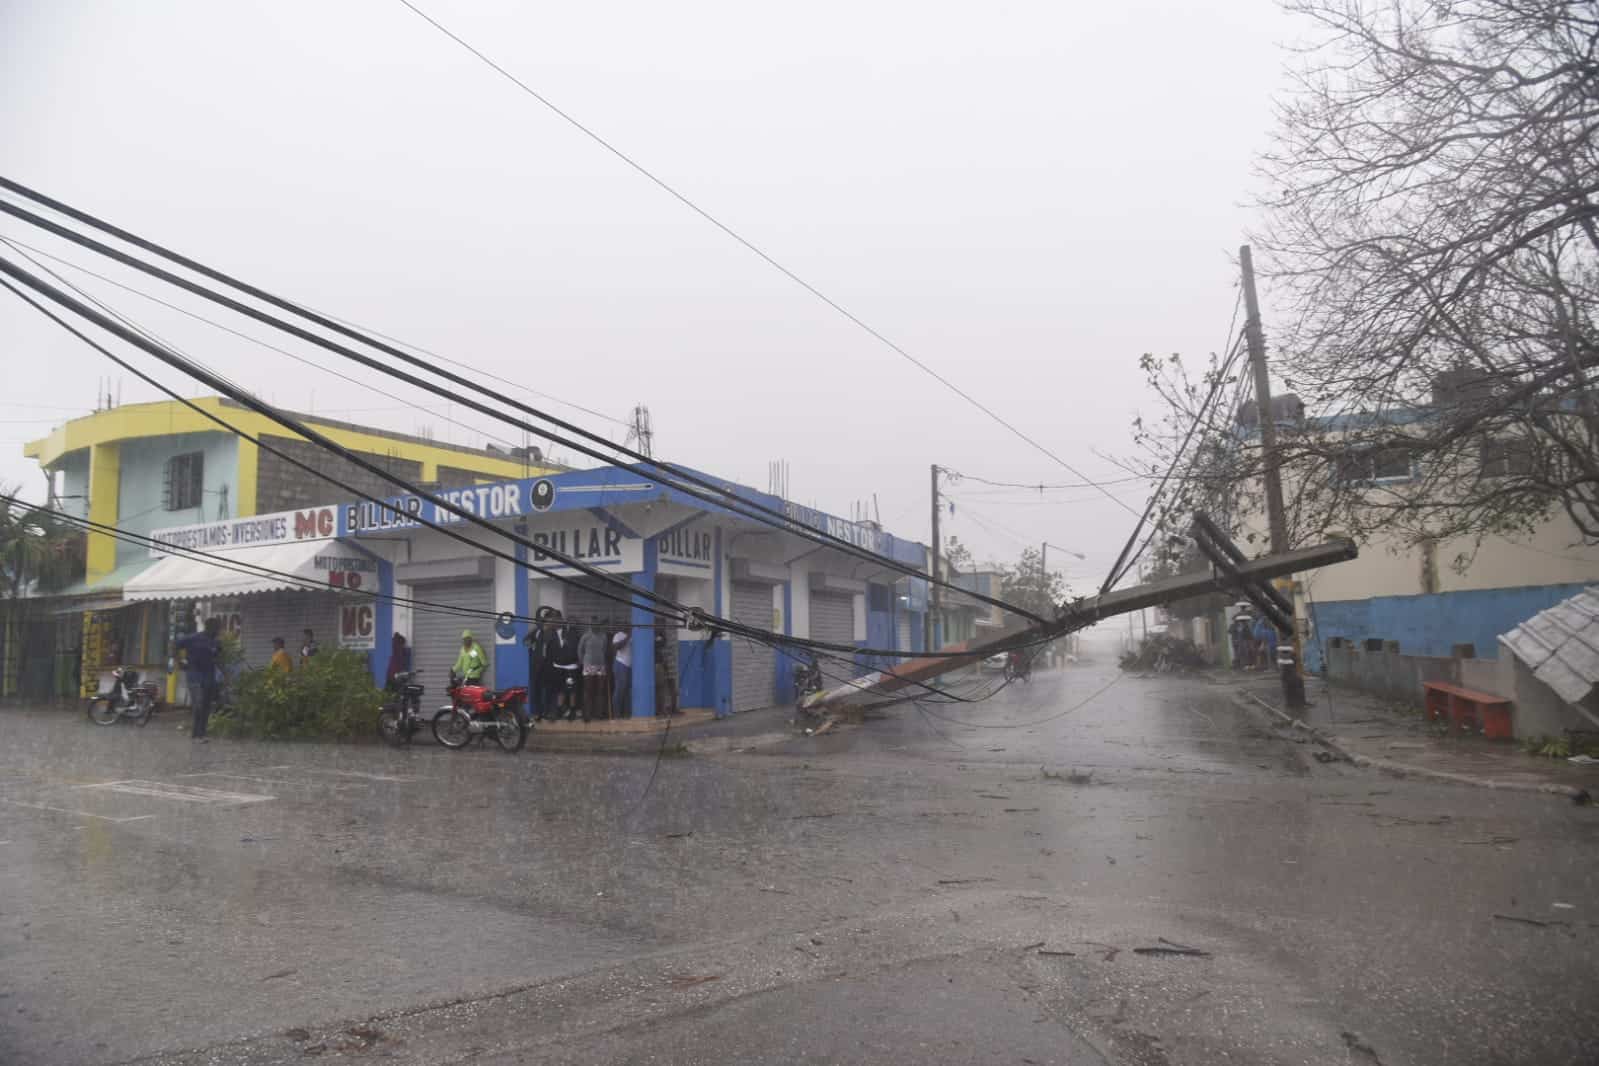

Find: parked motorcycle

[793,657,824,700]
[377,669,427,746]
[432,672,529,752]
[86,667,161,727]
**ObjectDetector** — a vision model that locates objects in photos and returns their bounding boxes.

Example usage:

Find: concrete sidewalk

[1220,671,1599,800]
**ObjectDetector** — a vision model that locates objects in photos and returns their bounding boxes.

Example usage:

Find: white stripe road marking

[74,780,274,804]
[266,767,417,783]
[0,800,155,823]
[176,772,359,789]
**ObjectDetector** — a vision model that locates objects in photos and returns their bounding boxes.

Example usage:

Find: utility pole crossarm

[804,524,1357,712]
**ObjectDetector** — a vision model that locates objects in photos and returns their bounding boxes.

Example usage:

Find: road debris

[667,974,722,988]
[1492,913,1565,928]
[1037,948,1077,957]
[1132,937,1211,958]
[1042,766,1094,785]
[936,877,997,885]
[1119,633,1208,673]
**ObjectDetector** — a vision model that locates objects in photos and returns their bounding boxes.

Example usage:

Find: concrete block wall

[255,436,422,513]
[1324,640,1593,739]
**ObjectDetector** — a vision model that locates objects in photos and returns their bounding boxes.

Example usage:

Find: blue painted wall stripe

[1306,583,1594,672]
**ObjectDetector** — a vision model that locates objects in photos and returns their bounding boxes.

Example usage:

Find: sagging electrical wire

[1101,300,1249,595]
[0,260,1022,664]
[390,3,1141,520]
[0,177,1044,627]
[0,495,688,630]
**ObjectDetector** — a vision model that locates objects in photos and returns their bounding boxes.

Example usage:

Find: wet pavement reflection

[2,650,1596,1065]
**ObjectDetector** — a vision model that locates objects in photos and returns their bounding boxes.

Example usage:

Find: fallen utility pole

[803,521,1356,713]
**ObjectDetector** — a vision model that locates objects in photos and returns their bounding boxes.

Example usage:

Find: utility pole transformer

[927,464,941,651]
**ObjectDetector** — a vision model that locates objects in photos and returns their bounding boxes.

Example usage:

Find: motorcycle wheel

[431,707,473,749]
[377,707,409,747]
[87,696,120,726]
[134,694,156,726]
[490,708,526,753]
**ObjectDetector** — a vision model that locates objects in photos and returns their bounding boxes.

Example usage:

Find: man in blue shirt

[177,618,222,741]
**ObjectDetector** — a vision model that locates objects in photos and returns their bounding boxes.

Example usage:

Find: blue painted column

[631,540,658,718]
[776,579,794,704]
[511,537,530,689]
[372,558,394,686]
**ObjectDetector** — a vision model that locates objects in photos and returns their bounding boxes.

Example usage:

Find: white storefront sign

[149,505,338,557]
[339,600,376,650]
[657,524,715,578]
[528,522,641,576]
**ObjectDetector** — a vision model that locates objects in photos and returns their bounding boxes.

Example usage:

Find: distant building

[1231,396,1599,671]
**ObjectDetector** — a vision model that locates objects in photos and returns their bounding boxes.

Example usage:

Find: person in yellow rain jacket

[269,637,294,673]
[454,630,488,684]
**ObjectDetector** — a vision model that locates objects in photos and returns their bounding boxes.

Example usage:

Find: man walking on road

[177,618,223,741]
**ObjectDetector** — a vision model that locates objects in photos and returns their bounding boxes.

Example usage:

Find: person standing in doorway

[300,628,319,666]
[177,618,223,741]
[270,637,294,673]
[611,627,632,719]
[578,618,608,722]
[548,620,581,720]
[385,632,411,683]
[534,615,564,721]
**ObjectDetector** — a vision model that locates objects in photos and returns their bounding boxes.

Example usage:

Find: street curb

[1234,691,1591,804]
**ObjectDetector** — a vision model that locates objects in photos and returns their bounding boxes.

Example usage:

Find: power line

[391,1,1138,517]
[1101,291,1247,594]
[0,233,538,457]
[942,469,1151,491]
[0,183,1040,626]
[1,495,688,629]
[1,257,1019,662]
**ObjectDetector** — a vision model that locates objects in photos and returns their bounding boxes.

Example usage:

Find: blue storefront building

[337,465,929,717]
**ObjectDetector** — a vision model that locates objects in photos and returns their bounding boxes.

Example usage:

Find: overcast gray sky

[0,0,1294,592]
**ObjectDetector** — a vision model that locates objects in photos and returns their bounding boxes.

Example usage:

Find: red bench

[1423,681,1513,739]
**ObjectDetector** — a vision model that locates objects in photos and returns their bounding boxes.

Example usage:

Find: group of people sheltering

[1227,607,1280,671]
[520,613,680,722]
[176,623,320,742]
[404,613,680,723]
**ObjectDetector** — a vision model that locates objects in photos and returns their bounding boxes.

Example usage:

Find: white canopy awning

[124,539,336,602]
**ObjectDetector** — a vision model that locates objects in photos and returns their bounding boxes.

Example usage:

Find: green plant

[211,649,381,741]
[1520,735,1572,759]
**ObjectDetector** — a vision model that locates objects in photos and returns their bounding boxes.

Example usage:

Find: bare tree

[1252,0,1599,544]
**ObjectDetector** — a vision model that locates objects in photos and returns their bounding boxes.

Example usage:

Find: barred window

[1480,437,1533,478]
[164,451,204,511]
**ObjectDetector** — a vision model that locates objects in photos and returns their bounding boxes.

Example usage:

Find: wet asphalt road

[2,647,1596,1066]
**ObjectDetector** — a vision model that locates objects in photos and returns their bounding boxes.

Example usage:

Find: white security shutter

[409,580,494,688]
[730,581,776,712]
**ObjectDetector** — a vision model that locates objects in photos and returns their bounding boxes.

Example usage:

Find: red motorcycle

[431,672,528,752]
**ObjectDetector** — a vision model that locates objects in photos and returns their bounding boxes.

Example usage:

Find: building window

[1336,445,1414,484]
[164,452,204,511]
[1480,437,1533,478]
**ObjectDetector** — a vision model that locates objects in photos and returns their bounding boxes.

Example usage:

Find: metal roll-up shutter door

[411,580,494,686]
[561,577,631,628]
[236,591,340,670]
[730,580,776,713]
[811,591,854,646]
[811,590,857,676]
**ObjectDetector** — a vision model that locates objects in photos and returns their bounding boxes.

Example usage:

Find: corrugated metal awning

[1498,587,1599,705]
[124,540,334,602]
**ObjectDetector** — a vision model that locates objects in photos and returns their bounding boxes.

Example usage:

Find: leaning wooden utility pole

[1240,245,1288,556]
[1240,244,1305,709]
[926,464,941,651]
